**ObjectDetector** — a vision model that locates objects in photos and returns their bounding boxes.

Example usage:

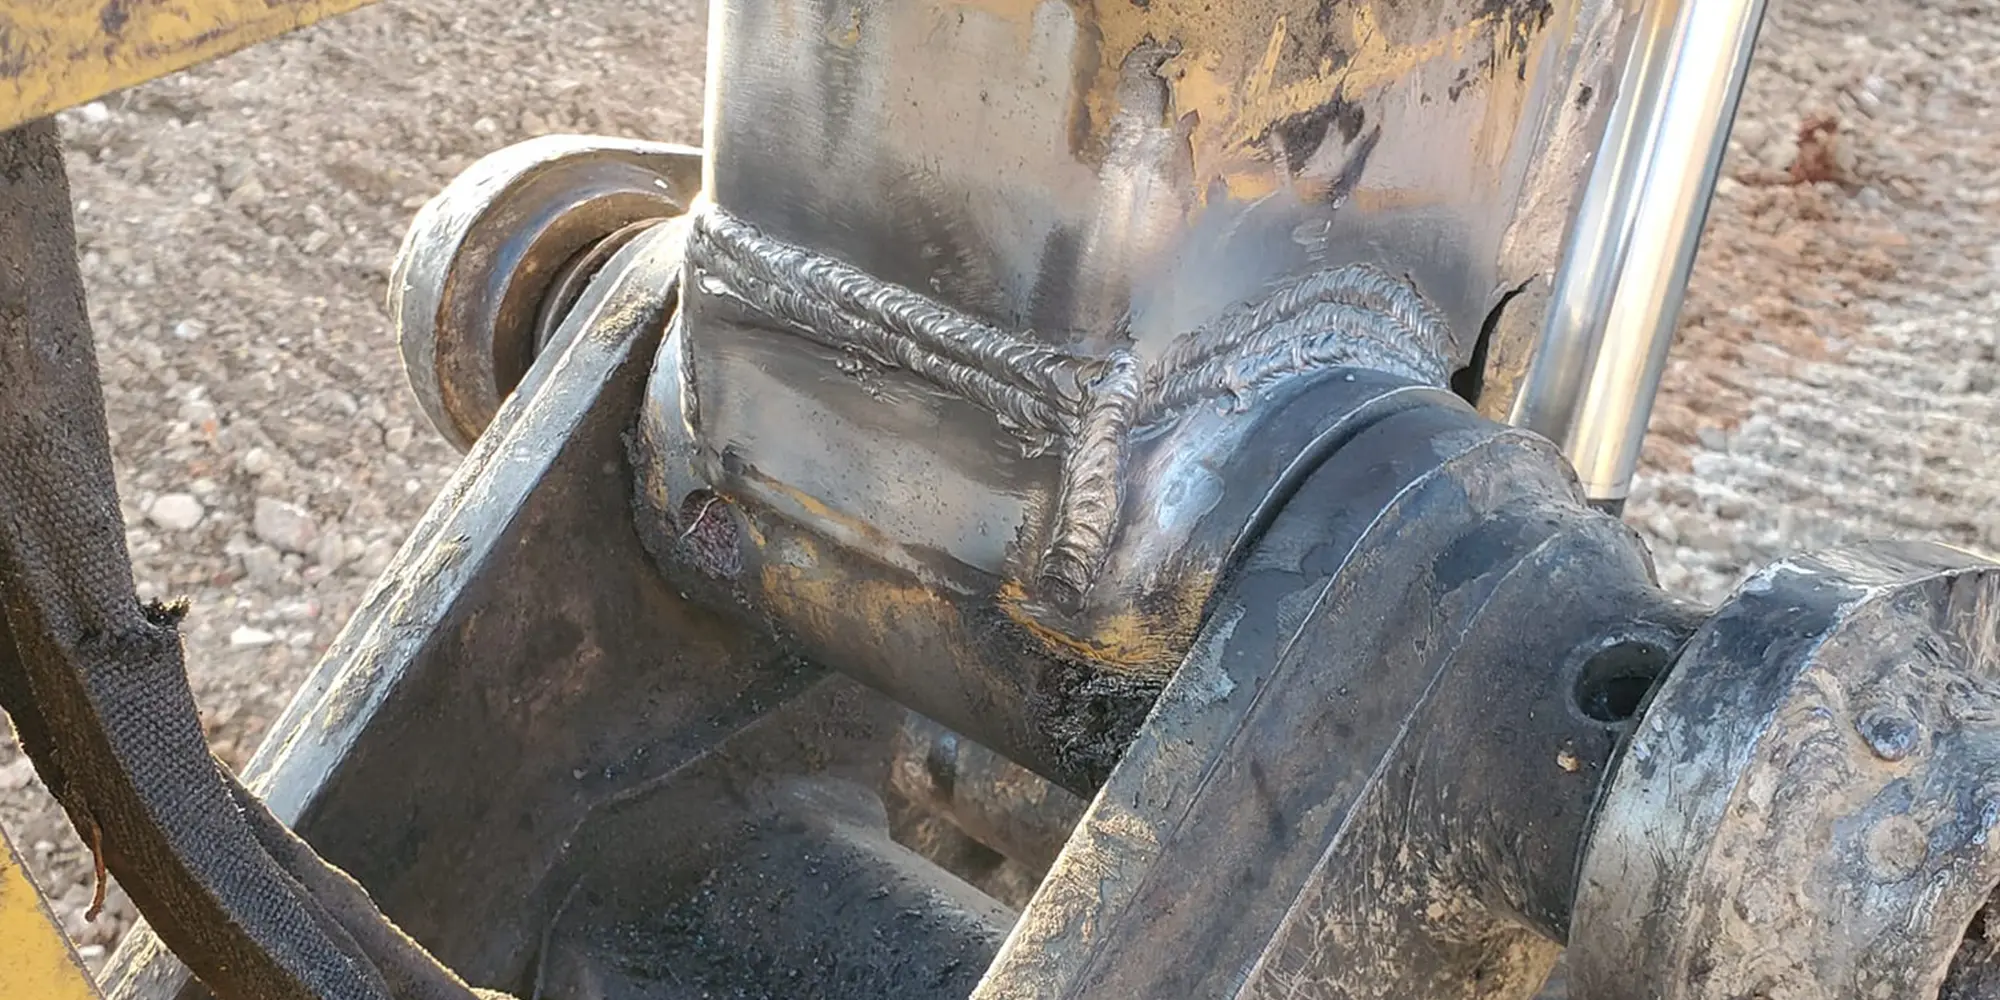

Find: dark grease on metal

[1261,99,1367,173]
[975,387,1688,998]
[1571,543,2000,1000]
[520,688,1004,1000]
[105,224,808,998]
[1027,656,1164,784]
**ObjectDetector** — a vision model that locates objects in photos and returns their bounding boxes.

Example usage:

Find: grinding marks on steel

[686,208,1454,607]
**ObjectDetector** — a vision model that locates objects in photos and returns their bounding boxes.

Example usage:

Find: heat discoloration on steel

[690,0,1624,716]
[0,0,383,130]
[994,575,1207,676]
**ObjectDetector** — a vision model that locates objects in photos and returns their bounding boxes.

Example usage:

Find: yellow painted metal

[0,823,103,1000]
[0,0,384,132]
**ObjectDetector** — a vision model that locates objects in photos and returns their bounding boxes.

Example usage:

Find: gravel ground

[1,0,1996,970]
[1634,0,2000,604]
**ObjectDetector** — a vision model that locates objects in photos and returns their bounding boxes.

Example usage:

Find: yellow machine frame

[0,824,102,1000]
[0,0,383,131]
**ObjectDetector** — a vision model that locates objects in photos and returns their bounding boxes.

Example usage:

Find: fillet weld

[710,262,1071,439]
[686,210,1451,606]
[1038,353,1141,606]
[1144,264,1454,418]
[693,213,1087,415]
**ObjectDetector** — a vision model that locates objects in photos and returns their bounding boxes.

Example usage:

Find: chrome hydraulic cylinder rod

[1509,0,1768,505]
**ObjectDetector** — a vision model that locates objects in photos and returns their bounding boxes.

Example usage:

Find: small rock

[172,319,208,341]
[1645,512,1682,546]
[178,398,219,427]
[227,178,268,207]
[228,626,277,648]
[77,101,111,124]
[240,447,274,476]
[1756,136,1795,174]
[356,538,396,577]
[219,159,255,192]
[383,425,414,452]
[302,230,332,254]
[111,300,144,331]
[146,493,205,532]
[1697,426,1730,451]
[253,497,319,554]
[315,530,349,570]
[321,390,360,417]
[240,544,284,584]
[0,757,36,791]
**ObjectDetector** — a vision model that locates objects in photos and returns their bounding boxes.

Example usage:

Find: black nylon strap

[0,117,504,1000]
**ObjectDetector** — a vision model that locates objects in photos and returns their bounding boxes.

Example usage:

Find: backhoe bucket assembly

[0,0,1996,998]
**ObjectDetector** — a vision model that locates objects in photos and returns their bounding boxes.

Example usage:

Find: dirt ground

[1,0,1995,970]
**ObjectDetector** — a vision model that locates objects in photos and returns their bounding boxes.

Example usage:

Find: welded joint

[685,208,1454,607]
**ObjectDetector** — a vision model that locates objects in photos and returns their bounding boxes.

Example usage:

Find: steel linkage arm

[55,0,2000,995]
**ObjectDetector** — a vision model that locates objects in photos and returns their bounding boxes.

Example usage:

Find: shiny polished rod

[1510,0,1769,503]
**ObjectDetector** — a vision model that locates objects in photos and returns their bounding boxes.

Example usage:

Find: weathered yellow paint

[0,0,384,132]
[943,0,1532,213]
[0,825,104,1000]
[1232,6,1500,147]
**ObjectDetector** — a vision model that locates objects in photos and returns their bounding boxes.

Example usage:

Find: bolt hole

[1573,640,1669,723]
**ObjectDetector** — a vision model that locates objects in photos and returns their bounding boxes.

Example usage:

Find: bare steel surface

[685,207,1447,606]
[0,0,1990,974]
